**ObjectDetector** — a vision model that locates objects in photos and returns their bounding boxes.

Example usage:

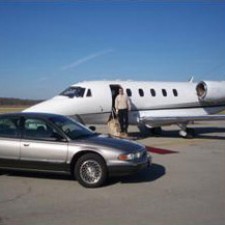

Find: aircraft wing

[140,114,225,126]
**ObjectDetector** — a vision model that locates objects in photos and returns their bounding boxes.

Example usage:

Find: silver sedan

[0,113,151,188]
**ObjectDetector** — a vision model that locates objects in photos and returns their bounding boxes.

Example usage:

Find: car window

[23,118,61,141]
[0,117,20,138]
[49,116,94,140]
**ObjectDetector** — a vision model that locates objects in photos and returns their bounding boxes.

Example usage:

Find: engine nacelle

[196,81,225,102]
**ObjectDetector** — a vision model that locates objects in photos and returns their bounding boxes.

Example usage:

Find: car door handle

[23,143,30,147]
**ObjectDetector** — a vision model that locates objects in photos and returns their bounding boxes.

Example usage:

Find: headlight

[118,152,142,161]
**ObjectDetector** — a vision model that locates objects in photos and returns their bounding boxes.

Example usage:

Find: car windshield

[59,86,85,98]
[49,116,94,140]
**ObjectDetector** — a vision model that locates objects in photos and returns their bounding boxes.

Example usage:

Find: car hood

[70,134,144,152]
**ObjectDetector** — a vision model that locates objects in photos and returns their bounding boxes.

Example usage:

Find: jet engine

[196,81,225,102]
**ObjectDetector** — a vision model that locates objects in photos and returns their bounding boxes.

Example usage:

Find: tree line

[0,97,43,106]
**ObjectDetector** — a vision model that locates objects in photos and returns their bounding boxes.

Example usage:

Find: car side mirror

[89,126,96,132]
[52,132,67,142]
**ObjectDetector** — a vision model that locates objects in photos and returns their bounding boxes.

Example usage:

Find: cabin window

[126,88,132,97]
[162,89,167,97]
[173,89,178,97]
[150,89,156,97]
[86,89,92,97]
[139,89,144,97]
[60,86,85,98]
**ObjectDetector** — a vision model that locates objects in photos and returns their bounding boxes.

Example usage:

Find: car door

[0,115,21,168]
[20,117,69,171]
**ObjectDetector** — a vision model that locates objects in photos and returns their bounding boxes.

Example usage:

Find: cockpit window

[60,86,85,98]
[86,89,92,97]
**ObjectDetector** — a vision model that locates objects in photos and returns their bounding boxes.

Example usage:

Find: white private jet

[24,79,225,137]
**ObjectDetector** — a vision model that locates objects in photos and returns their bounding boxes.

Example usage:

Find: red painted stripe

[146,146,178,155]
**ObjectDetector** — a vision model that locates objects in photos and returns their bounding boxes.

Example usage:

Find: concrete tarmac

[0,121,225,225]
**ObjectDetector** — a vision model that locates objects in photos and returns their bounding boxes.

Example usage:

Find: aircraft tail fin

[188,76,194,83]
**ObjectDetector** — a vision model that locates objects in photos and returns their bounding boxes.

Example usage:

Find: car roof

[0,112,63,119]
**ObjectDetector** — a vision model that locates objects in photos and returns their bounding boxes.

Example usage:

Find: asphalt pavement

[0,121,225,225]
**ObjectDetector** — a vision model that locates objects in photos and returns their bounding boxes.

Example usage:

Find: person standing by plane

[115,88,131,136]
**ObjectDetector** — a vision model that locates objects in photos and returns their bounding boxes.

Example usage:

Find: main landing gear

[138,122,195,138]
[178,124,195,138]
[138,123,162,137]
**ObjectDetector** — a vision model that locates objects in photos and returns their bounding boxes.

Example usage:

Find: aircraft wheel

[186,128,195,138]
[179,128,195,139]
[138,124,162,137]
[151,127,162,136]
[138,124,152,137]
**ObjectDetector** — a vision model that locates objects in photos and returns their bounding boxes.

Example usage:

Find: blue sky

[0,1,225,99]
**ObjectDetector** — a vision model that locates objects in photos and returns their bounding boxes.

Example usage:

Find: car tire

[74,153,107,188]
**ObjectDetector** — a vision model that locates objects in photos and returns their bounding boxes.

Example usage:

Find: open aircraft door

[78,84,113,124]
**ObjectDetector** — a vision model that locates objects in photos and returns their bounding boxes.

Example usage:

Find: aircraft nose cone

[23,97,72,115]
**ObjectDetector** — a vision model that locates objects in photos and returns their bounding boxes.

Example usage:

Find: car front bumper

[108,153,152,176]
